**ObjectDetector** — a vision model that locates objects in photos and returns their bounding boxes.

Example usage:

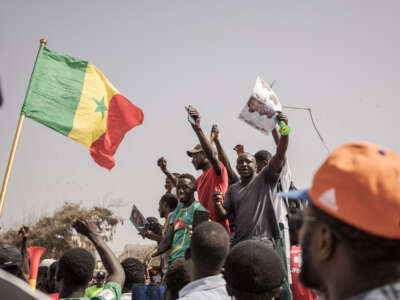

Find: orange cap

[282,142,400,239]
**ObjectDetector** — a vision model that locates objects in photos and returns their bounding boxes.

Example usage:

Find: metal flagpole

[0,38,47,217]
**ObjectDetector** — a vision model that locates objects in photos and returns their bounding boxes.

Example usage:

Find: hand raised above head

[188,108,201,127]
[276,111,288,125]
[157,157,167,170]
[233,144,244,155]
[211,124,219,139]
[18,226,30,240]
[73,219,98,238]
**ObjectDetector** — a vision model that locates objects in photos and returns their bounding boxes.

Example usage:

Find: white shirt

[179,274,231,300]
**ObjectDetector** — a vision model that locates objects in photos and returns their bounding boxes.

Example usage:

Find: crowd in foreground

[1,107,400,300]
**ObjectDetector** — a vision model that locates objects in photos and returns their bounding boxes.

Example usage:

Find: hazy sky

[1,1,399,253]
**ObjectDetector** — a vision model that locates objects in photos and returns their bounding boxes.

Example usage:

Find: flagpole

[0,38,47,217]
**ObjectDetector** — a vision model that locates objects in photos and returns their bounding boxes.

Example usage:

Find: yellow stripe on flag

[69,63,119,148]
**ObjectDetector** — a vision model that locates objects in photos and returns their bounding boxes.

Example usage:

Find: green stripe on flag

[21,47,88,136]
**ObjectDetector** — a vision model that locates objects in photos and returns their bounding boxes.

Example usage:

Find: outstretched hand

[73,219,99,239]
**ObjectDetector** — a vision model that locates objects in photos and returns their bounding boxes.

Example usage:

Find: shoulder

[193,201,207,211]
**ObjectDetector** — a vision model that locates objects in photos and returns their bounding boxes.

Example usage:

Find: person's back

[224,240,284,300]
[178,221,230,300]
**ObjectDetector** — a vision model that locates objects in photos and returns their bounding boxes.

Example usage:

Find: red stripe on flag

[90,94,144,170]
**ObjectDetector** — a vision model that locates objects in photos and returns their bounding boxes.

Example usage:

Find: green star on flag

[93,97,107,119]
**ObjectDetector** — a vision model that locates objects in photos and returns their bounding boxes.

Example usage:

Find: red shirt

[48,293,59,300]
[196,162,230,233]
[291,245,317,300]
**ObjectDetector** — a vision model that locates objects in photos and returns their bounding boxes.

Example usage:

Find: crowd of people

[0,107,399,300]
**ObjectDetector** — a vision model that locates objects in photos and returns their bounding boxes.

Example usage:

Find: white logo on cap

[319,188,338,211]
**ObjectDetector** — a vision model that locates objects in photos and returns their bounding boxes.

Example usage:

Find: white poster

[238,76,282,135]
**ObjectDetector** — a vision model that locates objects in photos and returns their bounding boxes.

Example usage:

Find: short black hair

[121,257,145,292]
[58,248,95,286]
[165,258,190,299]
[254,150,272,163]
[310,204,400,279]
[160,193,178,211]
[178,173,197,190]
[224,240,283,298]
[190,222,229,270]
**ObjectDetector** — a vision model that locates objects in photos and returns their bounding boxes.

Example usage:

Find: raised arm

[270,112,289,172]
[157,157,178,187]
[188,108,221,175]
[152,224,174,257]
[73,219,125,287]
[18,226,30,283]
[212,125,238,184]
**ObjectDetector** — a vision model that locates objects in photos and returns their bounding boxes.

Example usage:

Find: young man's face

[236,153,257,179]
[176,178,195,204]
[191,151,208,170]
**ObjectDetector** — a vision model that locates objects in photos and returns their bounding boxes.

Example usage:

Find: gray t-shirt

[223,163,280,246]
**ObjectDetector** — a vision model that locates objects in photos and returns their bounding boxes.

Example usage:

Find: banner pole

[0,38,47,217]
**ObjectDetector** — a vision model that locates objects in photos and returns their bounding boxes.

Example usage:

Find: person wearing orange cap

[279,142,400,300]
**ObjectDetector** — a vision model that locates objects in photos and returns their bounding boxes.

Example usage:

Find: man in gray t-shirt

[222,162,280,246]
[213,112,289,246]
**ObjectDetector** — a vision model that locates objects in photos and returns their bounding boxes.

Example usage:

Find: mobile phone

[192,210,210,229]
[186,105,197,125]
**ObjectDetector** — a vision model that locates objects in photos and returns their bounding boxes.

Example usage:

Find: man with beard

[187,108,230,233]
[153,174,207,266]
[280,142,400,300]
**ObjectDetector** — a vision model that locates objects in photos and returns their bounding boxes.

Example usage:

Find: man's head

[279,142,400,295]
[176,174,196,205]
[186,222,229,277]
[0,244,21,276]
[247,97,260,113]
[164,258,191,300]
[57,248,95,289]
[159,193,178,218]
[254,150,272,173]
[236,152,257,180]
[187,144,209,170]
[121,257,145,293]
[224,240,284,300]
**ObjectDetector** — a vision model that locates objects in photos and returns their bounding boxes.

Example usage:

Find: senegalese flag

[21,45,144,170]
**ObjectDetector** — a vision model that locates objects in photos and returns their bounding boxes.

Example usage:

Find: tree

[0,202,123,259]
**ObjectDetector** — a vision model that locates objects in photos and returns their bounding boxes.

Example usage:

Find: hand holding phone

[185,105,199,126]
